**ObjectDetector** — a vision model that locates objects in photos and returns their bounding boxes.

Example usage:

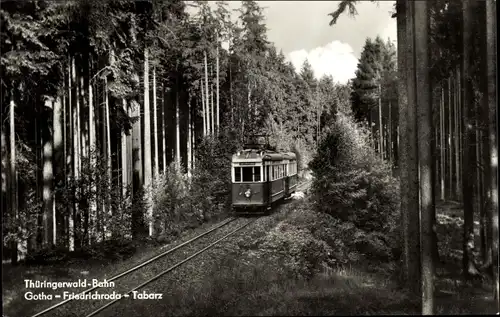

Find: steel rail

[31,179,312,317]
[86,218,256,317]
[30,217,236,317]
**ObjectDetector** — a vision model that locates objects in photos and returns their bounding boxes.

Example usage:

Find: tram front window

[234,167,241,182]
[242,167,253,182]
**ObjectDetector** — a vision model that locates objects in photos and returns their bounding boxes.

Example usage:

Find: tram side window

[254,166,261,182]
[235,167,241,182]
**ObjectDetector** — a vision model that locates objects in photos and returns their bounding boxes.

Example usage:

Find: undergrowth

[309,113,401,267]
[171,200,417,316]
[172,198,494,315]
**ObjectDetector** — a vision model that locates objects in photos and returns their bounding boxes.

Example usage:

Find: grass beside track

[3,180,310,317]
[142,198,496,316]
[2,213,230,317]
[4,182,495,316]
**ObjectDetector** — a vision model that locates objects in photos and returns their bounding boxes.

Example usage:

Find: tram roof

[232,149,296,162]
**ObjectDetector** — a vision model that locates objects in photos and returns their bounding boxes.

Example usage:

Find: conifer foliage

[1,0,344,261]
[327,0,498,313]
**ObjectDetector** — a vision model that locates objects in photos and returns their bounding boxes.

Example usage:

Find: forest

[1,0,499,315]
[1,0,347,260]
[324,0,498,313]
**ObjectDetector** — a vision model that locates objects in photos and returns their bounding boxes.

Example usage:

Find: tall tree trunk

[62,68,68,247]
[187,92,192,177]
[88,59,96,245]
[192,99,196,170]
[53,93,63,246]
[440,86,445,200]
[127,103,133,194]
[477,0,488,265]
[80,75,89,169]
[105,77,112,239]
[388,101,392,164]
[116,141,120,191]
[201,78,207,136]
[153,66,159,179]
[72,58,81,248]
[79,71,89,245]
[67,57,74,251]
[435,114,440,192]
[230,60,234,126]
[131,96,143,239]
[461,0,480,279]
[162,83,167,173]
[457,65,463,202]
[406,0,422,297]
[485,0,498,303]
[99,79,105,241]
[397,0,409,284]
[415,2,435,313]
[2,119,9,253]
[35,95,42,251]
[2,105,9,250]
[247,81,251,135]
[367,110,371,149]
[143,49,153,237]
[129,17,143,238]
[9,88,18,264]
[175,71,181,168]
[378,83,383,159]
[42,98,55,248]
[443,80,449,200]
[393,103,399,165]
[216,34,220,135]
[204,51,210,135]
[454,67,461,200]
[121,99,128,199]
[211,65,215,135]
[477,126,486,262]
[448,77,454,200]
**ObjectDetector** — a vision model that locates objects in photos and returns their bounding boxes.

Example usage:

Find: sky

[198,1,397,84]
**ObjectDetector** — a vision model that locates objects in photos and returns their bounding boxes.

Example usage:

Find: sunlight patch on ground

[437,213,463,226]
[291,192,305,200]
[2,290,17,308]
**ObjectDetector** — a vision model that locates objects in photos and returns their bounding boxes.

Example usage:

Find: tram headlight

[244,188,252,198]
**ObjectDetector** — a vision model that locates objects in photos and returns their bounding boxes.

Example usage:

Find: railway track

[29,218,252,317]
[30,180,312,317]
